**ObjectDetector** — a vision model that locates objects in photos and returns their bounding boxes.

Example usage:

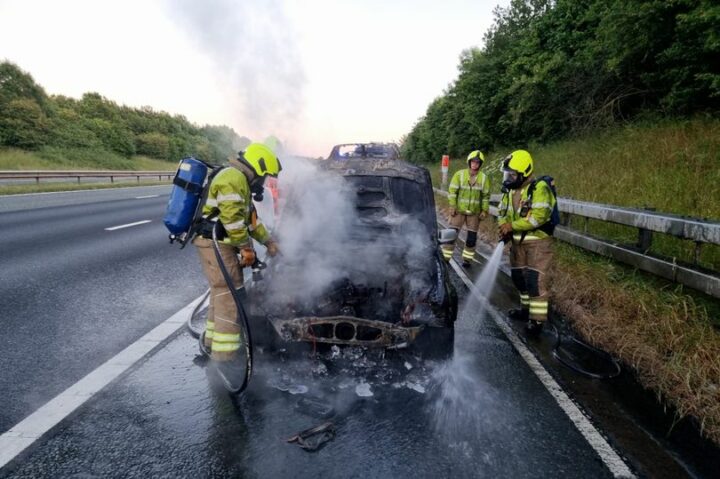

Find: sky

[0,0,508,157]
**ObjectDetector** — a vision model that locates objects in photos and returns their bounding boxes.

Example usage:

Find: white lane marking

[0,293,207,470]
[135,194,159,199]
[0,185,169,198]
[104,220,152,231]
[449,259,635,479]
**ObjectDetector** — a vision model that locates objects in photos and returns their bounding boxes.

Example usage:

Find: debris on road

[286,421,336,451]
[355,382,373,397]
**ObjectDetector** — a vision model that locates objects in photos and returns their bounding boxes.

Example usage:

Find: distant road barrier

[435,188,720,299]
[0,170,174,184]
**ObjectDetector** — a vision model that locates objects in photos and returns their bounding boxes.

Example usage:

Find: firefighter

[443,150,491,267]
[193,143,281,386]
[497,150,556,336]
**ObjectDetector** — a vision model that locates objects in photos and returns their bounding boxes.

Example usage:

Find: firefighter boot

[214,358,247,392]
[508,308,529,321]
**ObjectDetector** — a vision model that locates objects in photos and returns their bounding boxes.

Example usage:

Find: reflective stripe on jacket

[201,167,270,246]
[447,169,490,215]
[497,178,556,241]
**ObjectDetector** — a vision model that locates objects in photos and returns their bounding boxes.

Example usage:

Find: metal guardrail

[435,188,720,299]
[0,170,174,184]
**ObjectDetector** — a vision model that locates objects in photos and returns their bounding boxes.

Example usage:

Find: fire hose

[209,221,254,395]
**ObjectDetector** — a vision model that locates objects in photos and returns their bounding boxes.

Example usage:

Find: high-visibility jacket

[201,167,270,246]
[448,169,490,215]
[497,178,556,241]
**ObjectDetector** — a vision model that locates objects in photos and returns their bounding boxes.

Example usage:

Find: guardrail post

[561,212,570,227]
[637,206,655,253]
[77,176,81,184]
[35,176,39,185]
[110,175,114,184]
[694,241,702,265]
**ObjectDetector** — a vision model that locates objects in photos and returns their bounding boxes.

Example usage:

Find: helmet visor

[502,169,519,185]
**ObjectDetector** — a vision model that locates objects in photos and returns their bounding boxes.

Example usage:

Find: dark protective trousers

[193,237,244,361]
[509,238,553,322]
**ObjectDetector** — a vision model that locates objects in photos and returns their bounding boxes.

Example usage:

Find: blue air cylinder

[163,157,208,236]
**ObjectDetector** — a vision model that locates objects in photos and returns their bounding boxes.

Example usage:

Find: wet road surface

[1,272,620,478]
[0,186,206,433]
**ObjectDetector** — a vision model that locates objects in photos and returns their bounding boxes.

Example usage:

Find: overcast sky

[0,0,508,157]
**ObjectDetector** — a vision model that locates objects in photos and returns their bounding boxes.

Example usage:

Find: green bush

[136,132,170,159]
[0,61,248,164]
[402,0,720,161]
[0,98,49,149]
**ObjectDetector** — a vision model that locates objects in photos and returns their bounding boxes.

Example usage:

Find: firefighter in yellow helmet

[193,143,282,386]
[497,150,557,336]
[443,150,491,267]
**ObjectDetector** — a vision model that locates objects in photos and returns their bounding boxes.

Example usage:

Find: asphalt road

[1,271,623,479]
[0,186,207,433]
[4,186,711,478]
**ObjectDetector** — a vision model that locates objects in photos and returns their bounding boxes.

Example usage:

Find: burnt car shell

[248,159,457,354]
[327,142,400,161]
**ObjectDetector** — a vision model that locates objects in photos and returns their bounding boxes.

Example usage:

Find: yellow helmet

[501,150,533,191]
[239,143,282,178]
[466,150,485,167]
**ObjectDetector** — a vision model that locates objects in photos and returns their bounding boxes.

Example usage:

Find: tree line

[401,0,719,162]
[0,61,249,164]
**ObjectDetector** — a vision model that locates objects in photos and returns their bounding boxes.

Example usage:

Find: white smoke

[165,0,306,136]
[265,157,436,314]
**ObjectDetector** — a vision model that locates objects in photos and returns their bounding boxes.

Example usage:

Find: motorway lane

[0,188,207,433]
[0,185,170,213]
[0,271,620,478]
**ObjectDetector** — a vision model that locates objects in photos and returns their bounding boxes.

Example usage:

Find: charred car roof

[320,158,431,185]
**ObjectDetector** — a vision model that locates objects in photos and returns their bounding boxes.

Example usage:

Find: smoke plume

[165,0,306,137]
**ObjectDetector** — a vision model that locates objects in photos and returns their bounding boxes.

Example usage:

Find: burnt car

[246,158,458,357]
[327,142,400,161]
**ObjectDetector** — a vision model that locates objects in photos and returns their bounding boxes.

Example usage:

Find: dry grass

[551,243,720,444]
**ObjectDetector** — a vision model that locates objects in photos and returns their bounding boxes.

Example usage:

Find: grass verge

[0,181,170,196]
[0,147,177,171]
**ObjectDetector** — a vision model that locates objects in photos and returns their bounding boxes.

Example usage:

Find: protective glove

[265,239,280,257]
[239,247,256,267]
[449,207,457,217]
[478,211,488,220]
[498,222,513,242]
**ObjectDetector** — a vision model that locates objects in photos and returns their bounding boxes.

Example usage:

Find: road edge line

[0,292,206,470]
[448,258,635,479]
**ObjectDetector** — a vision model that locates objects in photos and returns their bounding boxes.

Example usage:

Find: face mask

[250,176,266,201]
[501,169,523,192]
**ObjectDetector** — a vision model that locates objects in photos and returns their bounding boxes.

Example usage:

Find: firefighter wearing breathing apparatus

[497,150,556,336]
[443,150,491,267]
[193,143,281,382]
